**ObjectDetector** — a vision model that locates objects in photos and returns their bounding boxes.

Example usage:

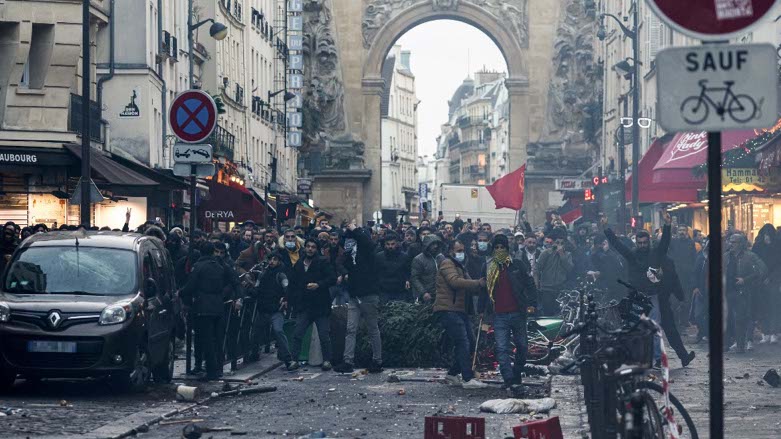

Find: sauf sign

[656,44,778,132]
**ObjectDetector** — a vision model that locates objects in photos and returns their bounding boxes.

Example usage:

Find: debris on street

[763,369,780,388]
[479,397,557,414]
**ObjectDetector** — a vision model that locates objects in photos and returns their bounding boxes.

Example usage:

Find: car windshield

[3,246,138,296]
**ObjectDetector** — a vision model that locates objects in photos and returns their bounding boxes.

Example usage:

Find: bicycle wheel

[635,381,699,439]
[728,94,757,123]
[680,97,709,125]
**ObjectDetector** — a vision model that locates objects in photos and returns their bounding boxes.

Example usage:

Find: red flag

[486,164,526,210]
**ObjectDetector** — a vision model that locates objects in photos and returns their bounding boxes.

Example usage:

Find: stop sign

[647,0,779,40]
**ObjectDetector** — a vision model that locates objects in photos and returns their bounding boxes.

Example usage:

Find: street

[2,331,780,439]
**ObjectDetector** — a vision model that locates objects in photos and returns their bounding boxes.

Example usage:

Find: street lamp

[187,3,228,89]
[268,89,296,102]
[598,3,641,226]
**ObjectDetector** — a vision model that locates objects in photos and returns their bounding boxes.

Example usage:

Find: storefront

[720,167,781,241]
[199,179,266,232]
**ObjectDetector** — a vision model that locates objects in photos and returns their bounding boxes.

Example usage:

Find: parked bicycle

[680,79,758,125]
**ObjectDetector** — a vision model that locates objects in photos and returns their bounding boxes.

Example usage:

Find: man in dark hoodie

[410,234,444,303]
[749,224,780,344]
[375,232,411,303]
[604,212,695,367]
[288,238,337,371]
[335,223,382,373]
[1,223,18,274]
[180,242,239,380]
[248,252,294,367]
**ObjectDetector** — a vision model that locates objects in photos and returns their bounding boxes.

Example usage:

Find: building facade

[380,45,419,221]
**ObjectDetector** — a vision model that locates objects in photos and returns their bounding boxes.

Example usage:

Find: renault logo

[47,311,63,328]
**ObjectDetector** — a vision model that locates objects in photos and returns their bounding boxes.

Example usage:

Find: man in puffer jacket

[410,234,444,303]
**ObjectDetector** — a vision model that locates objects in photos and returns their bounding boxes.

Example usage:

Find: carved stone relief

[323,133,366,170]
[301,0,347,155]
[362,0,528,49]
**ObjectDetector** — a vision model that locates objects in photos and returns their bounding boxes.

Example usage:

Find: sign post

[652,3,780,436]
[169,89,217,375]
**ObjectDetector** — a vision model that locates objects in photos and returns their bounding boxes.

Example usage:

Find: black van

[0,231,180,391]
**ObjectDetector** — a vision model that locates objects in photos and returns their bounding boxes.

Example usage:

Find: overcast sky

[395,20,508,158]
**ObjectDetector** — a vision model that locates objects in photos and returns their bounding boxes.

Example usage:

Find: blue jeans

[649,295,662,361]
[258,312,292,363]
[438,311,475,382]
[493,312,528,384]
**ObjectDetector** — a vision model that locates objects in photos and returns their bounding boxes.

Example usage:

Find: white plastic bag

[479,397,556,414]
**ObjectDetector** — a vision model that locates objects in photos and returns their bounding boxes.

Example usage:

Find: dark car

[0,231,180,392]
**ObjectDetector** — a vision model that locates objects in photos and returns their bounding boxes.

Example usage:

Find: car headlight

[0,302,10,322]
[99,302,131,325]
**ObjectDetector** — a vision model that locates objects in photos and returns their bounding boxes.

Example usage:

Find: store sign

[722,168,779,188]
[119,90,141,118]
[297,178,313,194]
[286,4,303,149]
[204,210,235,219]
[665,132,708,163]
[554,179,592,191]
[0,152,38,163]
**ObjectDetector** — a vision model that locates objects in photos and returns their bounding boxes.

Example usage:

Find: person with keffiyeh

[478,234,538,389]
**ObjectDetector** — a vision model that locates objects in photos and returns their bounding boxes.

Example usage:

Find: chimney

[400,50,411,71]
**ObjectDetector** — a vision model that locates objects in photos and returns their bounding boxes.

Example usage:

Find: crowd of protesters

[1,207,779,385]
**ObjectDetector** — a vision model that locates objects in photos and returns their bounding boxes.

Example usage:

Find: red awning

[200,180,266,224]
[652,130,757,184]
[626,136,701,204]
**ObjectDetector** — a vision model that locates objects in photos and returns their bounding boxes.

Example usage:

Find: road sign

[169,90,217,143]
[656,44,778,132]
[418,182,428,199]
[173,163,215,178]
[173,143,213,164]
[647,0,778,40]
[296,178,313,194]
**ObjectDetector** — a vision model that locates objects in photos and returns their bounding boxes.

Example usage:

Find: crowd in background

[1,208,779,386]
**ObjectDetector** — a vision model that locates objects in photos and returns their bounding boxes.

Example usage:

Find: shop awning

[200,180,265,224]
[65,144,156,186]
[652,130,758,184]
[110,154,189,190]
[626,136,701,203]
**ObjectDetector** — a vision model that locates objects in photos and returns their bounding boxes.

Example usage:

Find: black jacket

[290,255,337,317]
[375,248,410,297]
[342,228,377,298]
[589,248,624,300]
[181,255,238,316]
[605,224,671,296]
[478,258,538,315]
[254,263,288,314]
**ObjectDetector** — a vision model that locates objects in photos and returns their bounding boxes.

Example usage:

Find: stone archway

[359,0,531,222]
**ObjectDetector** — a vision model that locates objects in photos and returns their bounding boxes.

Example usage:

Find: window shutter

[649,14,662,59]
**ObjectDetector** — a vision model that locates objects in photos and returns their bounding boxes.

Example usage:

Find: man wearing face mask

[335,223,383,373]
[278,229,304,270]
[478,234,537,389]
[288,239,337,371]
[411,234,444,303]
[375,232,412,303]
[248,252,294,367]
[725,233,767,353]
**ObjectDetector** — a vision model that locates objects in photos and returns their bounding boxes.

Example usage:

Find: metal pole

[618,95,627,235]
[630,2,640,218]
[184,0,195,375]
[80,0,91,226]
[706,131,724,439]
[188,0,194,89]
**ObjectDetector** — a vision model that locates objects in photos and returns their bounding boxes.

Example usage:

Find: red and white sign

[647,0,778,40]
[169,90,218,143]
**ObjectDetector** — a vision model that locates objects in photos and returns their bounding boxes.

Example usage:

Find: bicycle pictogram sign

[169,90,217,143]
[680,79,762,125]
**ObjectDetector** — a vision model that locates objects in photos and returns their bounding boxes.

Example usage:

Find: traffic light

[278,202,297,221]
[631,215,643,229]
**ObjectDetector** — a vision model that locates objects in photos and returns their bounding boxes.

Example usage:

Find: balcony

[457,115,489,128]
[207,124,235,160]
[466,165,487,175]
[68,94,103,143]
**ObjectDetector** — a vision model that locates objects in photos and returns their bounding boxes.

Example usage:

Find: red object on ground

[486,164,526,210]
[647,0,777,40]
[424,416,485,439]
[512,417,563,439]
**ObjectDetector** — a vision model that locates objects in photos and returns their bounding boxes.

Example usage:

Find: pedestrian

[519,236,541,283]
[410,234,444,303]
[248,252,294,368]
[236,239,269,275]
[749,224,781,344]
[478,234,537,388]
[375,232,412,303]
[180,241,238,381]
[279,229,304,270]
[588,235,624,302]
[288,238,337,371]
[689,240,709,343]
[452,214,465,232]
[335,223,383,373]
[536,228,573,316]
[669,225,697,318]
[725,233,767,353]
[433,239,488,389]
[512,232,525,258]
[403,228,422,259]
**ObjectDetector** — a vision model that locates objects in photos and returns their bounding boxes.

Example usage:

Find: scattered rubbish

[182,423,235,439]
[210,392,219,398]
[176,385,200,402]
[28,403,72,408]
[512,416,564,439]
[398,389,406,395]
[159,418,204,426]
[217,385,277,398]
[293,376,305,382]
[424,416,484,439]
[387,374,401,383]
[0,407,26,416]
[763,369,780,388]
[59,400,68,407]
[230,432,248,436]
[328,388,336,392]
[479,398,557,414]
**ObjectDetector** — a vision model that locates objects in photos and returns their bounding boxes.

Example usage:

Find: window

[20,23,55,89]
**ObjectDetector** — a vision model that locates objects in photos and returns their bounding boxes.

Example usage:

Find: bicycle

[680,79,758,125]
[561,281,699,439]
